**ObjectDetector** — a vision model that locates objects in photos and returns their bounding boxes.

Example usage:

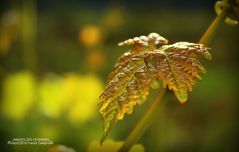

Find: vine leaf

[152,42,212,103]
[99,33,212,143]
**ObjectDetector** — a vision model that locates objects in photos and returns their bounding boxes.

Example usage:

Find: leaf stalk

[119,89,166,152]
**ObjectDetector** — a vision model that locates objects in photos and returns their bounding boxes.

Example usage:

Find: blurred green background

[0,0,239,152]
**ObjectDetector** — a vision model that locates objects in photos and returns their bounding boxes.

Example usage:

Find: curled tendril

[215,0,238,25]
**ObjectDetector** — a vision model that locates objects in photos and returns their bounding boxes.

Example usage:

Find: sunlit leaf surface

[99,33,212,142]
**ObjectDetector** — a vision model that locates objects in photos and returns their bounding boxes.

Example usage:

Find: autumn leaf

[149,42,212,103]
[99,33,211,143]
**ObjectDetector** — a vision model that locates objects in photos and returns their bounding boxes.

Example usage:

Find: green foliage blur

[0,1,239,152]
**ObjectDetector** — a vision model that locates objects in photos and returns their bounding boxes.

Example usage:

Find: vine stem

[119,1,233,151]
[199,0,231,46]
[119,89,166,152]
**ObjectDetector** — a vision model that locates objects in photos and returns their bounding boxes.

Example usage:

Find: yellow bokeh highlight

[1,71,103,124]
[38,73,103,124]
[87,140,145,152]
[39,74,65,118]
[1,71,35,120]
[65,74,103,125]
[79,25,102,47]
